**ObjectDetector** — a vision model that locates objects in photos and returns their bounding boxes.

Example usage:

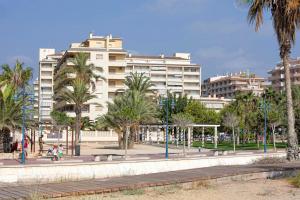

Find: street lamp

[159,94,175,159]
[260,93,270,154]
[17,87,34,164]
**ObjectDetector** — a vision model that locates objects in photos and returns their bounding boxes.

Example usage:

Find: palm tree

[0,60,32,90]
[0,85,23,152]
[246,0,300,160]
[123,72,153,94]
[100,90,156,149]
[54,52,105,91]
[58,78,96,156]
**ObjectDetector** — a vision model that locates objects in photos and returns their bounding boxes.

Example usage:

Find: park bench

[92,154,125,161]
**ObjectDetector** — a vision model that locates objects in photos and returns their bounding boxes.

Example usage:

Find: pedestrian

[58,144,64,160]
[24,137,29,159]
[38,135,44,155]
[52,145,58,161]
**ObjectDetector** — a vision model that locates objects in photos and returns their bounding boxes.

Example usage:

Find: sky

[0,0,299,80]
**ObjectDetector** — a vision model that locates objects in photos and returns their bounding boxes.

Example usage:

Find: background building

[38,49,63,134]
[199,96,233,112]
[202,72,266,98]
[268,57,300,91]
[38,33,201,123]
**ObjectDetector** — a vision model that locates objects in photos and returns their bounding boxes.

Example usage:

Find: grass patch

[289,173,300,188]
[192,141,287,151]
[122,188,145,196]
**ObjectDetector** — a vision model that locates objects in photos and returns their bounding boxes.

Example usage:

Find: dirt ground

[57,178,300,200]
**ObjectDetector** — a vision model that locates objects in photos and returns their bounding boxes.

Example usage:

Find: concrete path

[0,162,299,200]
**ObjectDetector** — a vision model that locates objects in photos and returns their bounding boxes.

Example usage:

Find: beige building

[268,57,300,91]
[199,96,233,112]
[202,72,266,98]
[37,33,201,123]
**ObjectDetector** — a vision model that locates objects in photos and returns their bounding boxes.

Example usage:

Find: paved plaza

[0,143,278,166]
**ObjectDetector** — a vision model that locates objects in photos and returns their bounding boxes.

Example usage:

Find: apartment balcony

[187,94,201,99]
[150,70,166,75]
[183,71,199,75]
[108,85,126,93]
[151,85,166,90]
[151,76,166,82]
[40,67,53,72]
[184,79,199,83]
[40,83,52,88]
[184,85,200,90]
[108,73,125,80]
[167,71,183,75]
[108,60,127,67]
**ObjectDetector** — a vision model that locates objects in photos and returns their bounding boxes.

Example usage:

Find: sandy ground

[79,143,200,156]
[57,178,300,200]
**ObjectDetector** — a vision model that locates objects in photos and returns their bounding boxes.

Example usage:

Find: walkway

[0,162,299,199]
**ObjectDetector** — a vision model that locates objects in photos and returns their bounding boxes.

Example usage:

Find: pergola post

[157,126,160,144]
[187,127,191,150]
[214,126,218,149]
[146,127,150,143]
[202,127,205,147]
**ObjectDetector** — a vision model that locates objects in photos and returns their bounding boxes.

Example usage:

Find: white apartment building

[38,49,63,133]
[268,57,300,91]
[37,33,201,123]
[202,72,266,98]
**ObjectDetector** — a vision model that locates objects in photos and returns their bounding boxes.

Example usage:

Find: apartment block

[126,53,201,99]
[38,49,63,131]
[202,72,266,98]
[40,33,202,122]
[199,96,233,112]
[268,57,300,91]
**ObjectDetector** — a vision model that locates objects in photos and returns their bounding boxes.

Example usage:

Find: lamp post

[159,94,175,159]
[260,93,270,154]
[18,87,34,164]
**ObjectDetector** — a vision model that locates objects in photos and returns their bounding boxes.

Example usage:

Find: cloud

[195,46,265,78]
[144,0,208,14]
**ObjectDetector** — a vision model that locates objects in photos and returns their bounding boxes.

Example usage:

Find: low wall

[0,152,285,184]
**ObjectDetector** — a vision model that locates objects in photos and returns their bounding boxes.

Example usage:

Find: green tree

[57,79,96,156]
[222,112,239,152]
[0,85,23,152]
[123,72,153,94]
[54,52,104,91]
[184,101,219,124]
[173,112,194,155]
[0,61,32,90]
[246,0,300,160]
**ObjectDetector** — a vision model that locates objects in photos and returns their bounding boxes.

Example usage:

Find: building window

[96,54,103,60]
[95,106,102,112]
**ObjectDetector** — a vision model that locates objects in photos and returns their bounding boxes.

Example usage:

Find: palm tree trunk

[232,126,236,152]
[237,127,240,146]
[272,125,277,152]
[283,52,299,160]
[75,108,81,156]
[66,126,68,155]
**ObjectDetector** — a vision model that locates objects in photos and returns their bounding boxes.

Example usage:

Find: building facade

[202,72,266,98]
[37,33,201,123]
[268,57,300,91]
[199,96,233,112]
[37,49,63,133]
